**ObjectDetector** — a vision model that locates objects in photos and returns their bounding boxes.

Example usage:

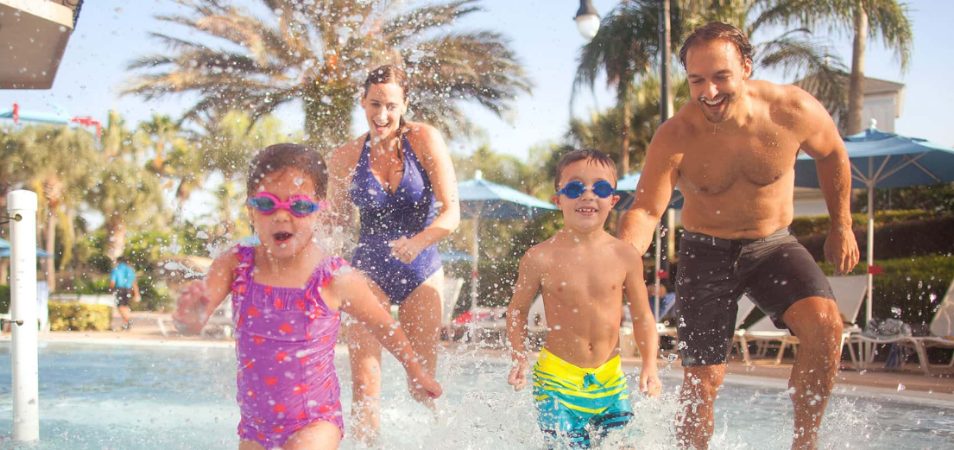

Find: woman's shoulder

[329,134,368,174]
[404,121,447,157]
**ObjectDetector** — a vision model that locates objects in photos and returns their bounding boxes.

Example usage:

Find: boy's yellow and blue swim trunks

[532,348,633,448]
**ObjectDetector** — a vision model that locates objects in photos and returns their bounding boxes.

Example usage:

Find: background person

[328,64,460,443]
[109,256,140,331]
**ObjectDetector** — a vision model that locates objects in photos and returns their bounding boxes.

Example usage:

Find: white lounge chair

[738,275,868,365]
[847,279,954,374]
[440,276,465,328]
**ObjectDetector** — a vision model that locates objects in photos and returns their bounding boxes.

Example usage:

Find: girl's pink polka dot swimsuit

[229,245,348,448]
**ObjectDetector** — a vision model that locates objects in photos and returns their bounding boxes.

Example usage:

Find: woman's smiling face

[361,81,407,140]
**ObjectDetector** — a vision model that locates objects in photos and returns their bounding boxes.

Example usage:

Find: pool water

[0,341,952,449]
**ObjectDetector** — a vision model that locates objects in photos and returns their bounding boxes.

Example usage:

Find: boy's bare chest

[677,125,799,195]
[540,256,625,300]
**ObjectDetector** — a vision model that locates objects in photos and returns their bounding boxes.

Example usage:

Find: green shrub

[48,303,112,331]
[818,255,954,328]
[798,215,954,260]
[0,284,8,313]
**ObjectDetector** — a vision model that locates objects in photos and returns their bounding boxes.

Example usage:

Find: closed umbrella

[458,170,557,313]
[795,125,954,322]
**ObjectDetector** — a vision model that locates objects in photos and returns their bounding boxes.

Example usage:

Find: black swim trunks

[674,228,834,366]
[115,288,133,307]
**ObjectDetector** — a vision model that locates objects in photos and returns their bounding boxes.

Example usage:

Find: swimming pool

[0,341,951,449]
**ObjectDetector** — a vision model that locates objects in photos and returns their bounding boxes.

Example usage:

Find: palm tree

[197,110,284,236]
[16,126,99,289]
[87,158,167,261]
[123,0,531,150]
[757,0,912,134]
[573,0,682,174]
[569,74,689,171]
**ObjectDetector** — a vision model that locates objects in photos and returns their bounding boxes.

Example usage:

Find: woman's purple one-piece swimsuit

[229,245,348,448]
[349,134,441,305]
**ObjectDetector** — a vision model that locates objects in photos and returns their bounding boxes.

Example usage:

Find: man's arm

[618,123,680,254]
[506,251,543,390]
[796,91,860,274]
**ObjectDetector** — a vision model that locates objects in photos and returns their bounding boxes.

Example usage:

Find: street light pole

[657,0,675,299]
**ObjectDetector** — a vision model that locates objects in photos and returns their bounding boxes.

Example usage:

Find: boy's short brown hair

[553,149,618,190]
[247,143,327,198]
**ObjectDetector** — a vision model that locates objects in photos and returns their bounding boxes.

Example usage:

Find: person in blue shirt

[109,256,140,330]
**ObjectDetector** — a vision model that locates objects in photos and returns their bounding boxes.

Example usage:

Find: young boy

[507,149,661,448]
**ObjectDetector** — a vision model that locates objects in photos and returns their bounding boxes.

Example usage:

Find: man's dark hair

[553,149,618,190]
[247,144,328,198]
[679,21,754,69]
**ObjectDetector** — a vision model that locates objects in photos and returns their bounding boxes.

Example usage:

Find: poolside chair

[847,278,954,375]
[440,276,465,328]
[738,275,868,365]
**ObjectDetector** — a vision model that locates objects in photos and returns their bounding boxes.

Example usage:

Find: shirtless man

[507,149,661,448]
[618,22,860,449]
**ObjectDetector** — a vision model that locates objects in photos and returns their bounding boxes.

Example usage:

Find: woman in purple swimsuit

[328,65,460,442]
[174,144,441,449]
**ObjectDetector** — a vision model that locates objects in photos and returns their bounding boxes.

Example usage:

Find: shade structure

[457,171,557,313]
[614,172,683,319]
[795,126,954,323]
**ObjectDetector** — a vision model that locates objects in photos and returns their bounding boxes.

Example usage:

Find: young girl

[173,143,441,450]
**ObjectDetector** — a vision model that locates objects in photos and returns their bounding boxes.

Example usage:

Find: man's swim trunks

[349,134,441,305]
[675,228,835,366]
[532,348,633,448]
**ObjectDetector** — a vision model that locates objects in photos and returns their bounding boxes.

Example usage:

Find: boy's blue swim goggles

[557,180,615,199]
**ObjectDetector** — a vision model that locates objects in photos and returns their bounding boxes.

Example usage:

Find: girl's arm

[172,248,239,334]
[325,268,442,400]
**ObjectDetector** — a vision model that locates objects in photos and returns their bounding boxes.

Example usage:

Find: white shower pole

[9,190,39,442]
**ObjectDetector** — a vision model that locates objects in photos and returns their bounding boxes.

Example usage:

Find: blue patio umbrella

[0,237,50,258]
[795,125,954,322]
[0,103,71,125]
[458,170,557,311]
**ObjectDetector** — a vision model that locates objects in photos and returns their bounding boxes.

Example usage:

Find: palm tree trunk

[105,215,127,261]
[303,82,357,154]
[847,5,868,135]
[43,209,56,291]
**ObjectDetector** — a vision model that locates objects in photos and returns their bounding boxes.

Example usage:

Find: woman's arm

[406,122,460,246]
[326,137,364,230]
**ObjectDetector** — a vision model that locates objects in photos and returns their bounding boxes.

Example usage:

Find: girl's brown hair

[246,143,327,198]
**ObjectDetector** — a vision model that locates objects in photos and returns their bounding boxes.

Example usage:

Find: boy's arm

[328,269,441,400]
[506,251,542,390]
[622,247,661,396]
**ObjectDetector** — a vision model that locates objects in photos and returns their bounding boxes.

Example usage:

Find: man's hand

[824,226,860,275]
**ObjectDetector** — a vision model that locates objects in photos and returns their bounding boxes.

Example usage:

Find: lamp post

[574,0,600,40]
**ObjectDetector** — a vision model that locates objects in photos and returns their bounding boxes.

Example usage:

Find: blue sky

[1,0,951,162]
